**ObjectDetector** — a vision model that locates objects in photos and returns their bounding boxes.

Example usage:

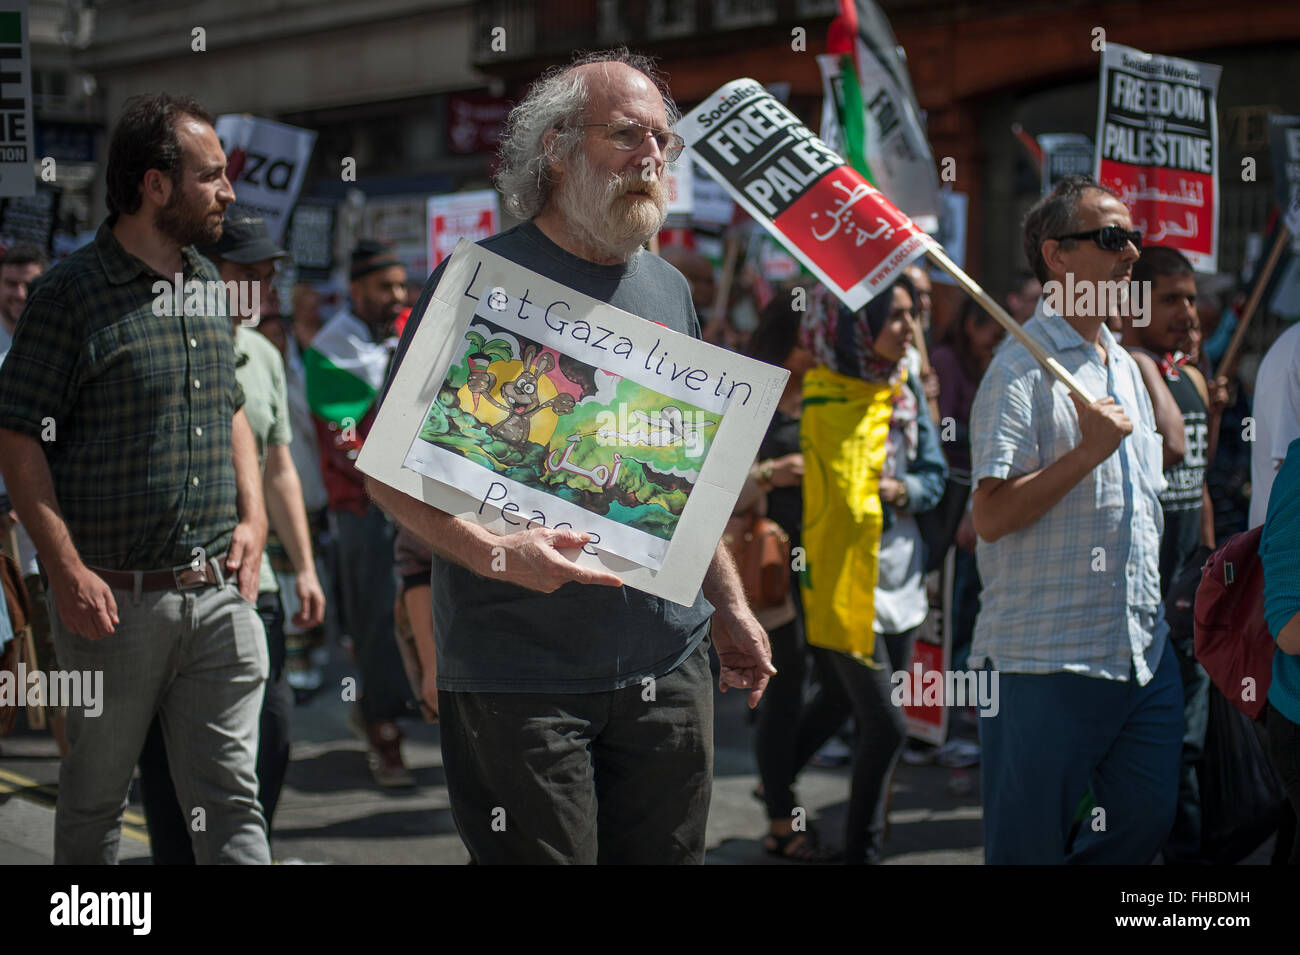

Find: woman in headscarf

[797,275,947,863]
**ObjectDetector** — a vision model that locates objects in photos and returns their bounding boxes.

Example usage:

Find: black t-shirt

[384,222,714,692]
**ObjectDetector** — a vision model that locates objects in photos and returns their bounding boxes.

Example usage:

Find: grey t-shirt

[385,222,714,693]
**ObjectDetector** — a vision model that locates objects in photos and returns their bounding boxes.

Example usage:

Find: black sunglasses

[1052,225,1143,252]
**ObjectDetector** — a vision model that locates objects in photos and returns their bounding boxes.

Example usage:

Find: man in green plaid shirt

[0,94,272,864]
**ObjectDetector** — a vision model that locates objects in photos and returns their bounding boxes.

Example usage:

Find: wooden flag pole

[1206,223,1290,467]
[706,233,742,345]
[1216,224,1289,382]
[908,312,942,424]
[924,245,1095,403]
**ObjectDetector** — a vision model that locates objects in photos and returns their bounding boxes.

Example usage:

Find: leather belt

[90,553,228,593]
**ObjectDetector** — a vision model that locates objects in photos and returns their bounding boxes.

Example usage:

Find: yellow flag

[799,365,896,664]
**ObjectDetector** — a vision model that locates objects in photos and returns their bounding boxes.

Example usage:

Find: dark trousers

[828,630,916,864]
[979,638,1183,864]
[951,548,982,673]
[1162,628,1211,862]
[438,638,714,864]
[756,612,807,821]
[138,591,290,864]
[1266,702,1300,865]
[333,505,409,723]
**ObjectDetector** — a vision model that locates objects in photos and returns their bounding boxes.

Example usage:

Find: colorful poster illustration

[407,304,723,568]
[358,241,788,604]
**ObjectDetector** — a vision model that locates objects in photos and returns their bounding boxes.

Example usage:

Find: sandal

[763,828,841,863]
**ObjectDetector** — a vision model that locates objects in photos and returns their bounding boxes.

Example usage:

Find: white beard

[554,151,668,261]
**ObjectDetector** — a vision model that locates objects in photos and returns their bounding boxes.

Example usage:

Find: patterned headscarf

[800,282,919,468]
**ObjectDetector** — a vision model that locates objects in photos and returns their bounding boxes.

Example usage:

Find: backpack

[1193,525,1275,720]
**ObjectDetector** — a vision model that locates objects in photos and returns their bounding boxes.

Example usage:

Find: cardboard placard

[678,78,936,311]
[1095,44,1221,272]
[357,240,788,605]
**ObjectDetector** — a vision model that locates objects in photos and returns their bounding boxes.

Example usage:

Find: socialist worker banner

[1095,44,1221,272]
[678,79,936,312]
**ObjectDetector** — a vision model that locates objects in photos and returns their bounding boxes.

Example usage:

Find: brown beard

[555,150,668,261]
[155,185,222,248]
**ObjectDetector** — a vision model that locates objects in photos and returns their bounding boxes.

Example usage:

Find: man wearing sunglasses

[365,50,774,864]
[969,174,1183,864]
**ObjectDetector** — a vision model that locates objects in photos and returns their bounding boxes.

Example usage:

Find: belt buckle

[173,561,208,591]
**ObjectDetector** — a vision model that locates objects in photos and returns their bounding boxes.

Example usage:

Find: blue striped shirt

[969,301,1168,684]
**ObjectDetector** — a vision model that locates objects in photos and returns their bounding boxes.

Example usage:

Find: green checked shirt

[0,221,245,571]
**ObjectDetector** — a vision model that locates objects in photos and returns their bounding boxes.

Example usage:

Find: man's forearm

[1199,483,1216,549]
[0,428,83,576]
[264,448,315,575]
[702,541,748,618]
[232,409,265,528]
[973,446,1099,542]
[365,476,494,576]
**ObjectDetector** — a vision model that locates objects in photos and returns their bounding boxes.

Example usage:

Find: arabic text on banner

[1094,43,1221,272]
[678,78,935,313]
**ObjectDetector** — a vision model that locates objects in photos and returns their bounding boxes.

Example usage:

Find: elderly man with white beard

[365,51,775,865]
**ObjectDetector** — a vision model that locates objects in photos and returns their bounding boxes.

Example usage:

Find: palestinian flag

[303,312,393,426]
[819,0,941,231]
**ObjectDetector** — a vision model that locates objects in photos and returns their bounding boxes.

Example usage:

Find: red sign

[447,92,510,156]
[1095,44,1221,271]
[901,638,949,745]
[427,190,499,269]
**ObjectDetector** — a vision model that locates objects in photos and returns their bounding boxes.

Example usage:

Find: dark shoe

[763,827,841,863]
[367,720,415,788]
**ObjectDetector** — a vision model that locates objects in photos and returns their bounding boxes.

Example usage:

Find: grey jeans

[49,579,270,864]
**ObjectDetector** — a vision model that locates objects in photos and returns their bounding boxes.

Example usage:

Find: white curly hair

[494,48,681,221]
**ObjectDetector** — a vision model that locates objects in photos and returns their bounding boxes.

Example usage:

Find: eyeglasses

[1052,225,1143,252]
[580,120,685,161]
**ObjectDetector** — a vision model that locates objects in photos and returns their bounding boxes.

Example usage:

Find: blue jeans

[979,639,1183,864]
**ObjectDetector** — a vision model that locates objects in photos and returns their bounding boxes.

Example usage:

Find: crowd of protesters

[0,47,1297,866]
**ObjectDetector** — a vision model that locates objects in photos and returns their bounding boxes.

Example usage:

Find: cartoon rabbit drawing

[466,345,576,445]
